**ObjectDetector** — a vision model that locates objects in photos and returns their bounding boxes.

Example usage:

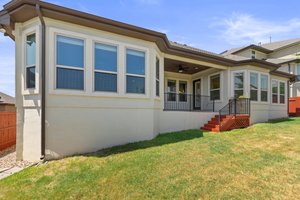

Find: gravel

[0,146,34,171]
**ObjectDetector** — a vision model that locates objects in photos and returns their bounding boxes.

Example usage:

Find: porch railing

[164,93,215,112]
[218,98,251,129]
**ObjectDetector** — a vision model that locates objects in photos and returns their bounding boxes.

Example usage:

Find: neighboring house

[0,92,15,112]
[0,0,294,161]
[221,38,300,97]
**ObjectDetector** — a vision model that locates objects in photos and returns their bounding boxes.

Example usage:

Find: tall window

[280,82,285,104]
[167,80,176,101]
[210,74,220,100]
[179,81,187,102]
[94,43,117,92]
[26,33,36,89]
[296,64,300,82]
[156,57,160,97]
[260,75,268,102]
[272,80,278,103]
[56,35,84,90]
[126,49,145,94]
[297,63,300,75]
[234,72,244,98]
[251,50,256,59]
[250,73,258,101]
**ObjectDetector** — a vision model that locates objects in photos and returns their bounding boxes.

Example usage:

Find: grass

[0,118,300,200]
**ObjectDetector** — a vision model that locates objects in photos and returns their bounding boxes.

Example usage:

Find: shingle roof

[170,41,221,57]
[0,92,15,104]
[261,38,300,51]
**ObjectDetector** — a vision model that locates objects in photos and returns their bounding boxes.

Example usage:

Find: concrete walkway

[0,167,23,180]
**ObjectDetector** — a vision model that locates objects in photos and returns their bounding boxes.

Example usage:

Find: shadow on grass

[267,117,298,124]
[87,130,204,158]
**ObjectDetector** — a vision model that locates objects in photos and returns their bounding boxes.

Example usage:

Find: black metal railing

[218,98,251,128]
[164,93,215,112]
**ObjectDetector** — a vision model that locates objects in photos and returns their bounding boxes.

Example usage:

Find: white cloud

[214,13,300,46]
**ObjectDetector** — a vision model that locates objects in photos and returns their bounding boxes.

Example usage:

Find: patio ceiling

[164,58,210,74]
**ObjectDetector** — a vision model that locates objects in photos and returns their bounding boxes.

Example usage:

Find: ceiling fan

[178,65,189,73]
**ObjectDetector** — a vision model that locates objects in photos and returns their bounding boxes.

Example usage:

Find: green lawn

[1,118,300,200]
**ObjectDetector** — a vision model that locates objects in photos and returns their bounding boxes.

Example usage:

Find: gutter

[36,3,46,161]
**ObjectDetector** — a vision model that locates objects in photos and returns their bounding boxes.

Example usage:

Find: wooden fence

[0,112,16,151]
[289,97,300,117]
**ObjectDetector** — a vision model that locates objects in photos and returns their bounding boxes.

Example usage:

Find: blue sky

[1,0,300,96]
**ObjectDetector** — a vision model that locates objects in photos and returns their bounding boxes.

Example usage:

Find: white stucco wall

[13,17,290,161]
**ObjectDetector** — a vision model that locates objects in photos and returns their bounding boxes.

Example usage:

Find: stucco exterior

[10,12,290,161]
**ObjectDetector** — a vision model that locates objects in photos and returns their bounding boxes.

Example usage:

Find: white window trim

[247,71,270,104]
[208,72,223,102]
[178,80,188,102]
[231,70,246,98]
[48,27,151,99]
[155,56,160,98]
[165,78,190,102]
[271,79,279,105]
[271,79,287,105]
[249,72,259,102]
[124,47,149,97]
[54,32,86,93]
[22,25,40,95]
[251,50,256,59]
[92,41,119,94]
[259,72,270,104]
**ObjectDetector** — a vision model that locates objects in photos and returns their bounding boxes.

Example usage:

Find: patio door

[193,79,201,110]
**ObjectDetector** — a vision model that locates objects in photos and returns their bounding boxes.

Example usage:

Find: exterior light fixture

[178,65,184,73]
[0,25,6,33]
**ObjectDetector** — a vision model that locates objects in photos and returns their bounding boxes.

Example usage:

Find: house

[221,38,300,97]
[0,92,15,112]
[0,0,294,162]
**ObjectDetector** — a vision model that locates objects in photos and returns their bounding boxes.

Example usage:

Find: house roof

[0,0,294,80]
[0,92,15,104]
[261,38,300,51]
[222,38,300,56]
[221,44,272,56]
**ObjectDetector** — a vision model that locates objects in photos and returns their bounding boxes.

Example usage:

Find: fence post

[234,98,237,117]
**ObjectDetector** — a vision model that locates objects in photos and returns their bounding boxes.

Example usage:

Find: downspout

[36,4,46,160]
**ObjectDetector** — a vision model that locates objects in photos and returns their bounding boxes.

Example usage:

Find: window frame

[22,26,39,95]
[271,79,286,105]
[25,33,36,89]
[271,80,279,104]
[55,34,85,91]
[155,57,160,97]
[249,72,259,102]
[260,73,269,103]
[251,50,256,59]
[125,48,147,95]
[208,73,221,101]
[279,81,286,104]
[92,41,119,93]
[166,79,177,102]
[178,80,188,102]
[232,71,245,98]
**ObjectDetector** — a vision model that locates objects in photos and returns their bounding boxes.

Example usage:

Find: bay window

[25,33,36,89]
[210,74,220,100]
[179,81,187,102]
[126,49,145,94]
[272,80,278,103]
[280,82,285,104]
[156,57,160,97]
[94,43,117,92]
[260,75,268,102]
[250,73,258,101]
[234,72,244,98]
[56,35,84,90]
